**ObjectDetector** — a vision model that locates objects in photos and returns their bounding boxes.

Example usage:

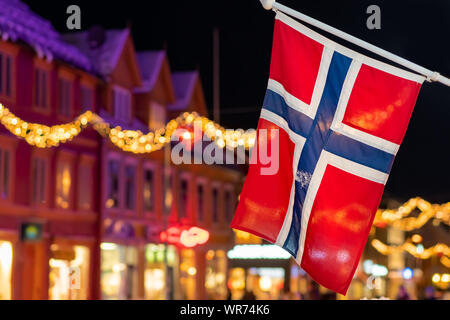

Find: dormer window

[81,85,94,111]
[113,86,131,122]
[149,102,166,131]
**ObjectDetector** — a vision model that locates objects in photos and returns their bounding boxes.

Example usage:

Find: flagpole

[260,0,450,88]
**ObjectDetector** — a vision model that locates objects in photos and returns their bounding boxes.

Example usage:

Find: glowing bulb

[411,234,422,243]
[432,273,440,283]
[187,267,197,276]
[259,276,272,291]
[182,131,191,140]
[217,139,225,148]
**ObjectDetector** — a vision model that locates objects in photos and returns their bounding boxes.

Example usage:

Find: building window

[163,171,172,215]
[56,161,72,209]
[32,157,47,204]
[125,165,136,210]
[143,169,155,212]
[80,85,94,111]
[179,178,188,219]
[212,188,219,223]
[149,102,166,131]
[106,160,120,209]
[224,190,233,222]
[34,68,49,109]
[78,163,93,211]
[197,184,204,222]
[0,53,13,98]
[113,87,131,122]
[58,78,72,117]
[0,149,10,199]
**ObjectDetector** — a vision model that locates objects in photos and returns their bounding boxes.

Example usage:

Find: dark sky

[24,0,450,201]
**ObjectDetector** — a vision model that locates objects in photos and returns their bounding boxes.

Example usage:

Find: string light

[0,104,92,148]
[371,238,450,267]
[0,103,257,154]
[374,197,450,231]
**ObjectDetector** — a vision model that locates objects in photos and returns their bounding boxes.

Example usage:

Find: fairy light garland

[371,239,449,260]
[0,103,256,153]
[0,104,93,148]
[371,239,450,268]
[374,197,450,231]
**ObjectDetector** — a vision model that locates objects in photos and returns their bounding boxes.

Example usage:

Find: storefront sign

[160,226,209,248]
[20,222,43,242]
[227,245,291,260]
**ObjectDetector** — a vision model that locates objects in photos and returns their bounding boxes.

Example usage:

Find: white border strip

[276,11,425,84]
[267,46,333,120]
[331,60,400,155]
[295,150,388,264]
[275,142,304,246]
[260,108,306,145]
[260,109,307,247]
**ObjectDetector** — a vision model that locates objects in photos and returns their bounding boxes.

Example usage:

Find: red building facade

[0,1,242,300]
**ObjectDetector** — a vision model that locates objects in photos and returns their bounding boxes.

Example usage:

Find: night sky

[23,0,450,201]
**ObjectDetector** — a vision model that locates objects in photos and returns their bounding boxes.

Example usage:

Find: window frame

[195,177,207,224]
[162,167,174,216]
[31,151,51,207]
[223,184,235,223]
[33,59,52,114]
[104,152,122,213]
[0,135,16,202]
[112,85,132,123]
[211,182,222,225]
[142,161,157,216]
[80,76,96,113]
[77,154,96,212]
[124,158,137,213]
[0,42,18,103]
[55,151,75,210]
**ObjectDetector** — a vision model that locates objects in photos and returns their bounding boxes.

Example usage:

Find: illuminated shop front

[0,241,13,300]
[159,224,210,299]
[48,244,90,300]
[100,243,139,300]
[227,244,291,300]
[205,249,227,299]
[179,248,197,300]
[144,244,178,300]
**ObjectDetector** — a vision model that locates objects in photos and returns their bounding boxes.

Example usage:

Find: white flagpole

[260,0,450,88]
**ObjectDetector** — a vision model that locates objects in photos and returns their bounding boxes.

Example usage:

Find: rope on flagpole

[259,0,450,88]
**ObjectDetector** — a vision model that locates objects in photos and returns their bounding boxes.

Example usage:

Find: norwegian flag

[231,12,424,294]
